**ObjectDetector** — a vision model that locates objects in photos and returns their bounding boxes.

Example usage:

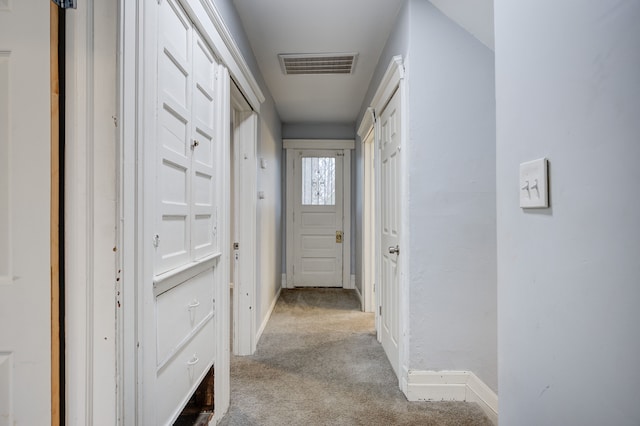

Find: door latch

[336,231,343,243]
[233,242,239,250]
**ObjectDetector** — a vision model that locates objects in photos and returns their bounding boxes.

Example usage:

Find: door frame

[117,0,265,423]
[64,1,118,424]
[357,112,376,313]
[284,139,354,289]
[230,82,258,356]
[366,55,408,388]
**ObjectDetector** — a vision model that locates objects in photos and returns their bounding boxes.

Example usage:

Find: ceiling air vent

[278,53,358,75]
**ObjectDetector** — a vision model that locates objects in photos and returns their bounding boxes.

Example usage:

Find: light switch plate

[520,158,549,208]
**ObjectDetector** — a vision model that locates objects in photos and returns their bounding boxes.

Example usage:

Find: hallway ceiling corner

[232,0,405,124]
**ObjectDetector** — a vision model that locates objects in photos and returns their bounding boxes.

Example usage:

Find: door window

[301,157,335,205]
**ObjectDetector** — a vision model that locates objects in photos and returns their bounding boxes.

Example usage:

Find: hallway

[220,289,491,425]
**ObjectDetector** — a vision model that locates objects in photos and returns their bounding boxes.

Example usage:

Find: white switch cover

[520,158,549,208]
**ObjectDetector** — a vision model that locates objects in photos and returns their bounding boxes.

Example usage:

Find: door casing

[284,139,354,289]
[230,82,258,356]
[368,56,408,389]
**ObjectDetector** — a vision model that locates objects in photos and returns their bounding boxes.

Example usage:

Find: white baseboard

[354,283,364,310]
[407,370,498,425]
[255,286,281,343]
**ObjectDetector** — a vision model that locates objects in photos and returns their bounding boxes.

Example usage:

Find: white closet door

[379,89,401,376]
[191,31,218,259]
[156,0,193,274]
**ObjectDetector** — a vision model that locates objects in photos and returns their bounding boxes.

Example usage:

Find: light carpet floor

[219,288,492,426]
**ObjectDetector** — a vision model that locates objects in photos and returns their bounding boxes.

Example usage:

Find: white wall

[495,1,640,424]
[406,0,497,391]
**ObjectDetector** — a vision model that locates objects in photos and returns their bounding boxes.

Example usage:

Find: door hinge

[153,234,160,248]
[379,306,382,316]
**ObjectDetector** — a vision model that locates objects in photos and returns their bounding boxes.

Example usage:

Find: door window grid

[301,157,335,205]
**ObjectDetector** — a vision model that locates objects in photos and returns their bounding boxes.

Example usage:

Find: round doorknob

[388,245,400,255]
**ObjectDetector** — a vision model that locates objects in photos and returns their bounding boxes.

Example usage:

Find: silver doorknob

[388,245,400,255]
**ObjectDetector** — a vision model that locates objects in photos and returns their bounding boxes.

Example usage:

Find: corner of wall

[406,370,498,424]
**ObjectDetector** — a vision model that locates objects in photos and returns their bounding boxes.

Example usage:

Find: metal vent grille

[279,53,358,75]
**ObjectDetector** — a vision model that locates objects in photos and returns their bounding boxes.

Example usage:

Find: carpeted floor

[219,288,492,426]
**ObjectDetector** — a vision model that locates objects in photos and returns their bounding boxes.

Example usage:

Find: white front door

[0,1,52,424]
[379,89,401,376]
[292,150,344,287]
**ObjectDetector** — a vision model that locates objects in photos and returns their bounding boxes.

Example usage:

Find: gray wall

[282,122,355,140]
[356,0,497,391]
[355,0,410,296]
[495,1,640,424]
[406,1,497,391]
[213,0,284,335]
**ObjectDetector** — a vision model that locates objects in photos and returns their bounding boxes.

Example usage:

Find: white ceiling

[232,0,405,124]
[232,0,494,125]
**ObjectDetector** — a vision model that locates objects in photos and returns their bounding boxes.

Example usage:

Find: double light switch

[520,158,549,208]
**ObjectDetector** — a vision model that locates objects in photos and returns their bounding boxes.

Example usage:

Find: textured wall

[495,1,640,423]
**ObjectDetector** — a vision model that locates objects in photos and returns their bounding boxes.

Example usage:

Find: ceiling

[232,0,494,125]
[232,0,405,124]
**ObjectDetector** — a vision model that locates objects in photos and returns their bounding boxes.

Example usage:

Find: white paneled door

[292,150,344,287]
[0,1,52,425]
[379,89,401,376]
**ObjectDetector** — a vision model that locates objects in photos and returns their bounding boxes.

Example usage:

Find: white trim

[283,139,355,150]
[174,0,264,111]
[284,150,294,289]
[406,371,498,425]
[370,55,405,112]
[354,279,364,310]
[256,286,281,343]
[214,64,232,423]
[197,0,264,110]
[285,144,353,288]
[342,149,352,290]
[281,273,287,288]
[357,107,375,140]
[231,82,258,356]
[359,125,375,313]
[467,372,499,425]
[117,0,142,424]
[153,252,222,295]
[369,55,407,385]
[66,1,118,424]
[349,274,356,290]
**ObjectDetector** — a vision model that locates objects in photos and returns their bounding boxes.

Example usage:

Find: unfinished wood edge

[50,3,60,426]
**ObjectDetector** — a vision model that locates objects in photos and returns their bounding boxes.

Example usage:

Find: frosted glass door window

[302,157,335,205]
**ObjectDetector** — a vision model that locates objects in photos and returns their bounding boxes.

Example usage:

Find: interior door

[379,89,401,376]
[0,1,52,424]
[292,150,344,287]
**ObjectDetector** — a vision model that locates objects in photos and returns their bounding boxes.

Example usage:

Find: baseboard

[406,370,498,425]
[354,283,363,310]
[255,286,281,343]
[350,274,356,290]
[281,273,287,289]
